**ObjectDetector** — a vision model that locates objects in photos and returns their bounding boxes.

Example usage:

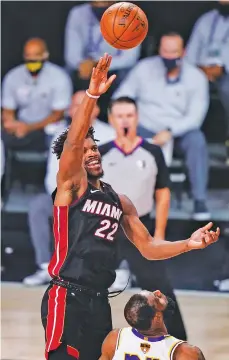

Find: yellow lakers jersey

[112,327,185,360]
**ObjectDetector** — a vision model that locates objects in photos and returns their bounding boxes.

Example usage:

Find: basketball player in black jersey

[41,53,220,360]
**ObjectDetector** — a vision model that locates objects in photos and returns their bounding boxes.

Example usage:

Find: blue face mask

[161,57,181,72]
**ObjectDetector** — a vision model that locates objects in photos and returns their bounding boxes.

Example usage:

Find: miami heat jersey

[48,182,123,290]
[113,328,185,360]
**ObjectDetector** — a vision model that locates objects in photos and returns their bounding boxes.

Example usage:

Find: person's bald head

[23,38,49,61]
[69,91,100,122]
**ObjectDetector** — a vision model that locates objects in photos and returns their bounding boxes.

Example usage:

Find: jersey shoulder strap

[115,328,124,351]
[165,335,186,360]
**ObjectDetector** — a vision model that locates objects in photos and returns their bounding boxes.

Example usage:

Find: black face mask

[161,57,181,72]
[24,59,45,76]
[91,6,108,21]
[218,4,229,17]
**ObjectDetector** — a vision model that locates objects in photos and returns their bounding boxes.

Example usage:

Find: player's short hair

[108,96,137,113]
[124,294,156,331]
[52,126,98,159]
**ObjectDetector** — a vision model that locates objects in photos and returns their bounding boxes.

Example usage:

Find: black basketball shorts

[41,284,112,360]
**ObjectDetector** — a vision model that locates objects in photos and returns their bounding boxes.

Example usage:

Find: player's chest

[80,193,122,222]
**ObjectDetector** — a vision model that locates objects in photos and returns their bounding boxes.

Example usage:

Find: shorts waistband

[51,278,109,297]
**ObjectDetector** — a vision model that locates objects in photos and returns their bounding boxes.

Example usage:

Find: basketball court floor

[1,283,229,360]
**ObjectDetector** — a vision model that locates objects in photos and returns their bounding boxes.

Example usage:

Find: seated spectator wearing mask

[186,0,229,163]
[113,32,210,220]
[99,97,187,341]
[64,1,141,89]
[23,91,115,286]
[2,38,72,150]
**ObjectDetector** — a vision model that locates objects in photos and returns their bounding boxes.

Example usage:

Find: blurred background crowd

[1,0,229,294]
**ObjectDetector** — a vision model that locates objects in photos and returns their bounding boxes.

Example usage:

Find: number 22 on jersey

[95,220,118,241]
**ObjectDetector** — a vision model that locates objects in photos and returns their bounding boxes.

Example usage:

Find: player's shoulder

[173,342,205,360]
[102,328,120,349]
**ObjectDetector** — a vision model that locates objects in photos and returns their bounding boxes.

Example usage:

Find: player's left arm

[98,329,119,360]
[173,342,206,359]
[119,195,220,260]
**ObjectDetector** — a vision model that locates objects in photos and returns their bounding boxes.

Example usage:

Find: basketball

[100,2,148,50]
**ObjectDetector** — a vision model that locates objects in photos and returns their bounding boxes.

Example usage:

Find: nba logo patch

[136,160,146,169]
[140,342,150,354]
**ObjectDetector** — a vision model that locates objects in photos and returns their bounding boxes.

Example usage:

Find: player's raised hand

[88,53,116,96]
[187,222,220,250]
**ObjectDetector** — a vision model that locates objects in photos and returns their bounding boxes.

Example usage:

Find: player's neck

[138,323,168,337]
[88,178,101,190]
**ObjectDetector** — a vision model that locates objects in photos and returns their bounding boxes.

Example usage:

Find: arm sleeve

[154,146,170,189]
[64,8,85,70]
[186,16,205,65]
[109,46,141,71]
[112,63,142,99]
[2,72,17,109]
[51,72,73,111]
[170,71,209,137]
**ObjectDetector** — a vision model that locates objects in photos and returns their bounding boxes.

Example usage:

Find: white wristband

[86,90,100,99]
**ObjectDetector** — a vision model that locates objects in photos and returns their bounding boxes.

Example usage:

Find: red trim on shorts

[67,345,80,359]
[45,285,67,354]
[48,206,68,277]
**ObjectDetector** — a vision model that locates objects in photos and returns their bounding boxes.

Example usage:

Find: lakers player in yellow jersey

[99,290,205,360]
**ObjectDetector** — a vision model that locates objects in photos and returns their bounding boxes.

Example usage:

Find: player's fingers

[101,53,108,70]
[216,227,220,237]
[201,222,213,231]
[204,232,212,245]
[91,67,95,78]
[105,74,116,89]
[210,229,220,242]
[105,55,112,70]
[95,57,103,72]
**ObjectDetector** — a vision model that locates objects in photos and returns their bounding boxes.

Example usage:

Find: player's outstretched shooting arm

[120,195,220,260]
[55,53,116,205]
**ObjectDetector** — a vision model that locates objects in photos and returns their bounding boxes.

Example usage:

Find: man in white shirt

[113,32,210,220]
[64,1,140,85]
[186,0,229,162]
[2,38,72,149]
[23,91,115,286]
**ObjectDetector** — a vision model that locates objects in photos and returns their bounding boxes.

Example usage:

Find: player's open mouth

[86,159,101,169]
